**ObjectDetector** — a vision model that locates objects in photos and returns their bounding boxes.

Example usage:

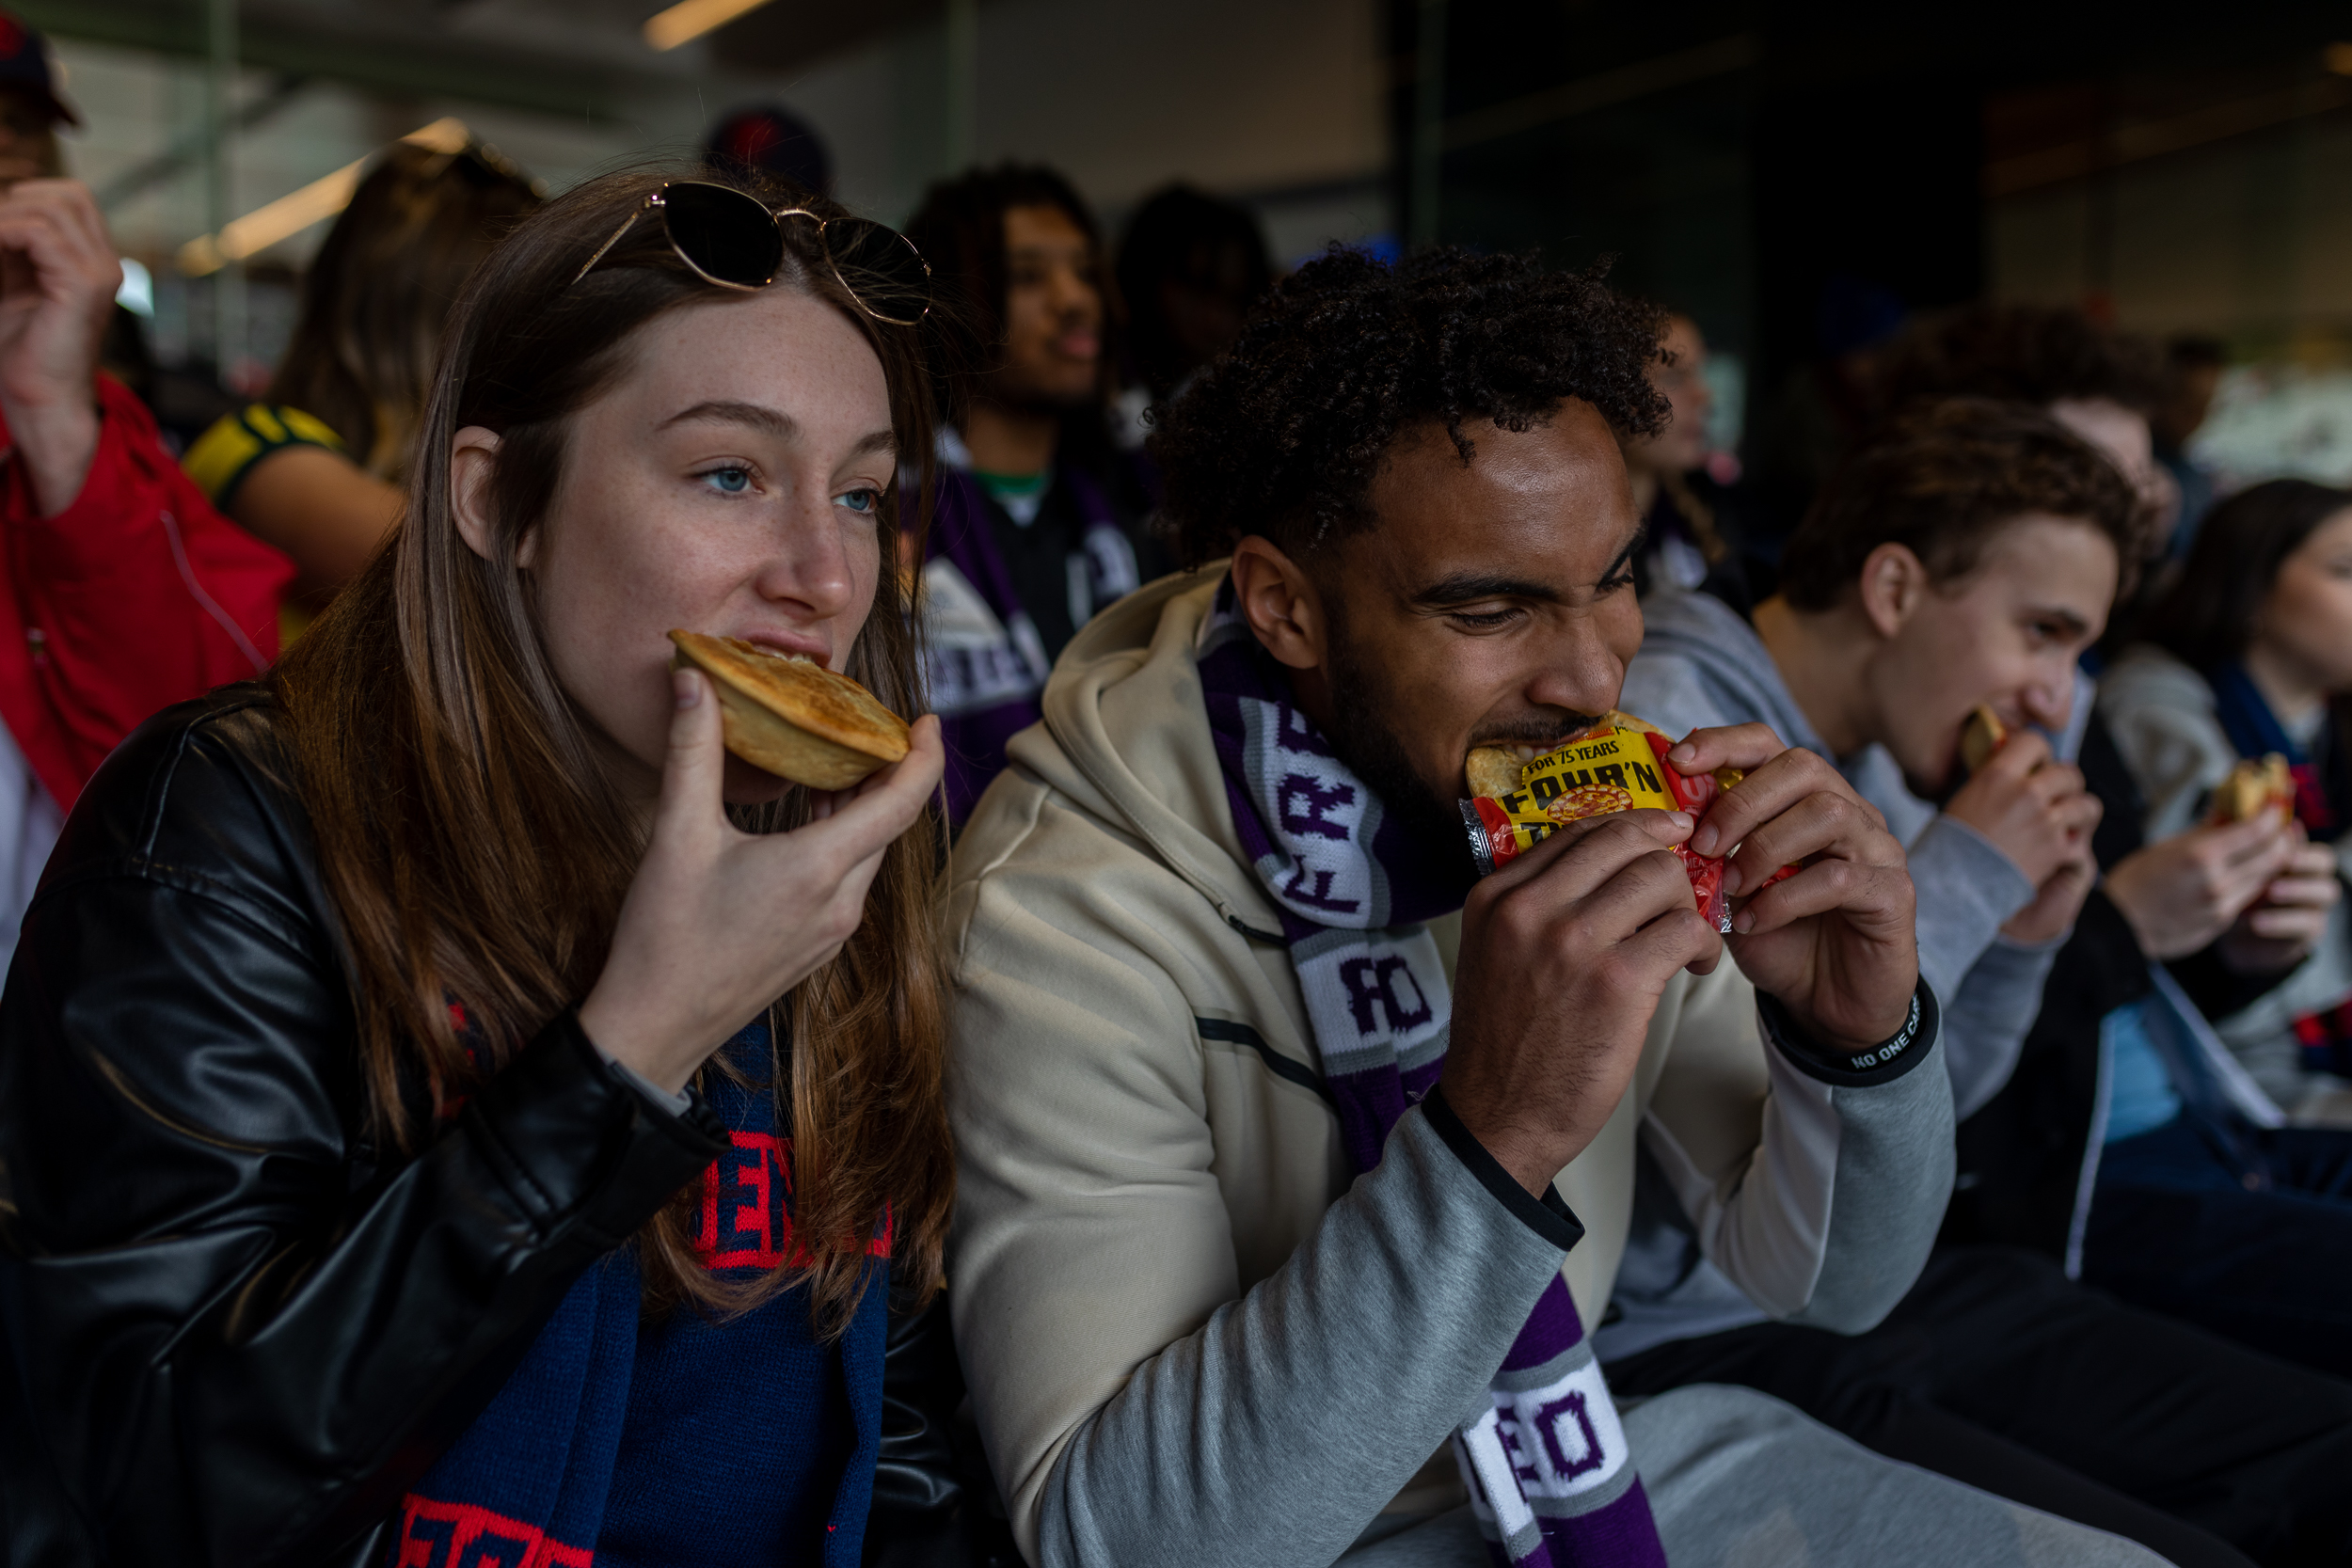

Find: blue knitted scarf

[388,1019,889,1567]
[2205,660,2343,839]
[2206,662,2352,1076]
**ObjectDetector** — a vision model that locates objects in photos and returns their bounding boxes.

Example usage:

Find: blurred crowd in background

[9,0,2351,1034]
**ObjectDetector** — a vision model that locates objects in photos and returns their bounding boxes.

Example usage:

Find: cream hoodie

[946,569,1954,1568]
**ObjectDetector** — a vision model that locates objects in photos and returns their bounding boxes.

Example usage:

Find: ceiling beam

[30,0,658,120]
[93,71,310,212]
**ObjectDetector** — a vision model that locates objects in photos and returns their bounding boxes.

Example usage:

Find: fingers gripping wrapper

[1462,720,1748,930]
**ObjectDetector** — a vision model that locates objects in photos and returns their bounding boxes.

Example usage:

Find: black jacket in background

[1942,710,2292,1258]
[1945,713,2153,1256]
[0,689,962,1566]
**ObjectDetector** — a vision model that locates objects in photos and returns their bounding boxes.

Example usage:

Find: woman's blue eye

[836,488,880,515]
[703,467,752,494]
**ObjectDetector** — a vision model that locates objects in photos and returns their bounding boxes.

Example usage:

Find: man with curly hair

[944,248,2162,1567]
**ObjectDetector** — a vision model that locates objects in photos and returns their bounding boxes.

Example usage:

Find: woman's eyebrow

[659,400,799,437]
[657,403,895,462]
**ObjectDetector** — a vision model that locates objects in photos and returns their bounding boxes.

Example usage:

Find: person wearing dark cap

[704,103,834,198]
[0,8,71,185]
[901,163,1163,824]
[0,11,292,969]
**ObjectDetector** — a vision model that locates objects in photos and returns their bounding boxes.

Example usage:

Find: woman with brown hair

[183,138,541,611]
[0,166,956,1566]
[2101,478,2352,1117]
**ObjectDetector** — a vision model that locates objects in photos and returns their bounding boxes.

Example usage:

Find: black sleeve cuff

[1421,1084,1586,1252]
[2067,886,2159,1015]
[1756,976,1939,1087]
[2167,939,2297,1022]
[467,1011,729,1254]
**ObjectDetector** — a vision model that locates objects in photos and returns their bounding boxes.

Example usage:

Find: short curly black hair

[1151,246,1670,568]
[1876,303,2164,416]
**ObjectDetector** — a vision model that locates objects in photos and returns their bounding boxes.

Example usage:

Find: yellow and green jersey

[183,404,347,512]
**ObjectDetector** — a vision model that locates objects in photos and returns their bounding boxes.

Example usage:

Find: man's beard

[1321,626,1472,853]
[1320,617,1612,875]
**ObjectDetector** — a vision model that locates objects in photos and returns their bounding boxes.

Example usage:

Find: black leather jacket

[0,689,962,1565]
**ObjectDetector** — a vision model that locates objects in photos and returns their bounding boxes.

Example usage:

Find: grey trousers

[1339,1385,2168,1568]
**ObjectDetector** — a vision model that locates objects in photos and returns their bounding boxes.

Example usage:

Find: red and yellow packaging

[1459,717,1781,932]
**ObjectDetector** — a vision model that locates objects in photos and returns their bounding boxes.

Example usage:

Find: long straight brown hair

[271,166,951,1332]
[269,141,543,479]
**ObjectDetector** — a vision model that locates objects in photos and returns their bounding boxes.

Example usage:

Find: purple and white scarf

[916,443,1142,825]
[1197,581,1669,1568]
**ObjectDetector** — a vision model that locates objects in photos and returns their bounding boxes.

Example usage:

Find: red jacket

[0,376,294,811]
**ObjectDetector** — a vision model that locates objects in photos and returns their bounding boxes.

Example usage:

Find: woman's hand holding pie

[580,667,943,1094]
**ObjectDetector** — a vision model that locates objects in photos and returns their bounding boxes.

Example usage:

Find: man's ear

[1855,541,1931,641]
[451,427,531,567]
[1229,535,1329,673]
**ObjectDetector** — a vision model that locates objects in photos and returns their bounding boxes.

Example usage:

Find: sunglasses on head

[572,181,931,326]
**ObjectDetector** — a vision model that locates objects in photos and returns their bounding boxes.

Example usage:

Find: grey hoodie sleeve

[1028,1103,1572,1568]
[1759,989,1955,1331]
[1617,645,1734,750]
[1939,932,2064,1118]
[1904,814,2034,1005]
[2098,648,2236,843]
[1599,982,1956,1360]
[1900,814,2055,1117]
[1636,983,1953,1340]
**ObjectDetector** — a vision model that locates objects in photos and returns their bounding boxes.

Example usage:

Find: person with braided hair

[898,164,1163,824]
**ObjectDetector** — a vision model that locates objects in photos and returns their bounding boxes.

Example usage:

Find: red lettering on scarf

[393,1495,593,1567]
[696,1132,800,1270]
[691,1136,895,1271]
[735,1132,774,1259]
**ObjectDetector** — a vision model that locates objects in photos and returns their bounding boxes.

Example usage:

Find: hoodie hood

[1626,588,1831,757]
[998,564,1290,941]
[1628,587,1954,847]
